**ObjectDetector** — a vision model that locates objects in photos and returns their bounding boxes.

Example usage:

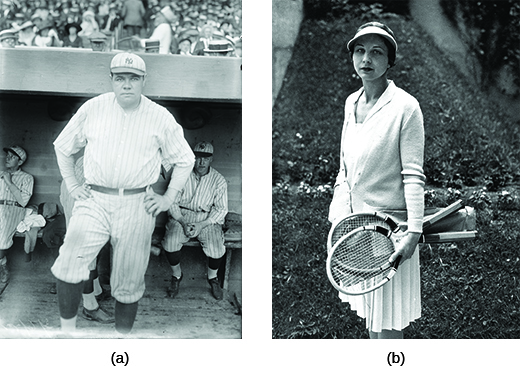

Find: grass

[272,12,520,338]
[272,191,520,339]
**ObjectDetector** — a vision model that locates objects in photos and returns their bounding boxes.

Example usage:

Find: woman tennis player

[328,22,425,339]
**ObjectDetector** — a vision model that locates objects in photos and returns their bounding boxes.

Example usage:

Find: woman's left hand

[389,232,421,263]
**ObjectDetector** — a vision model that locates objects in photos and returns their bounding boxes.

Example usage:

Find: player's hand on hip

[144,187,170,217]
[71,184,92,201]
[389,232,421,263]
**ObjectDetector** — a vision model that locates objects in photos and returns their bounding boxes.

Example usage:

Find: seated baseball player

[162,141,228,300]
[0,146,34,295]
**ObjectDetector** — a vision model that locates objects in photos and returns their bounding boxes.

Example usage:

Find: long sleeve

[400,102,425,233]
[206,177,228,224]
[55,149,81,193]
[160,113,195,192]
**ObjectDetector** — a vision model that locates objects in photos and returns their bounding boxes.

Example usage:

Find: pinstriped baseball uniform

[163,167,228,259]
[52,92,194,304]
[59,156,97,271]
[0,169,34,250]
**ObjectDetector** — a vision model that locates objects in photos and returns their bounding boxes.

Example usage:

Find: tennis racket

[327,200,464,252]
[326,224,477,296]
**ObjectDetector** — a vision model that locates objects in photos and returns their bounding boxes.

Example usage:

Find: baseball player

[52,52,195,335]
[162,141,228,300]
[0,146,34,295]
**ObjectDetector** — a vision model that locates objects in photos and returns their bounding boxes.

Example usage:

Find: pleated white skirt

[340,246,421,332]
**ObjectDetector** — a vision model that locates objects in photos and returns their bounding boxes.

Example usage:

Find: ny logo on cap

[125,57,133,65]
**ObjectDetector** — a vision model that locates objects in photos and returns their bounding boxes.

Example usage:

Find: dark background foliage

[273,2,520,190]
[440,0,520,93]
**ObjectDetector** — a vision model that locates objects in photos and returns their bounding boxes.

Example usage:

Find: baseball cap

[110,52,146,76]
[193,141,213,157]
[4,145,27,163]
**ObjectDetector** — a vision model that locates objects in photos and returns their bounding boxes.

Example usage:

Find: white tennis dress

[332,82,424,332]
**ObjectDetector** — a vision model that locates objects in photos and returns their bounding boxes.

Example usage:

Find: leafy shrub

[440,0,520,95]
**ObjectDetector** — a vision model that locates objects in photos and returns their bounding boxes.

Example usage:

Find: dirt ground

[0,237,241,339]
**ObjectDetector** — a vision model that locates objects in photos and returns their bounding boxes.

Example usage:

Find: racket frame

[326,225,403,295]
[326,223,478,296]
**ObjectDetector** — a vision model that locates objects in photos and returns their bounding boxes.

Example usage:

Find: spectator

[177,36,191,55]
[62,21,83,47]
[96,0,110,24]
[134,5,174,54]
[16,20,36,46]
[0,28,17,47]
[88,30,107,51]
[192,23,213,55]
[142,0,159,35]
[100,3,121,35]
[121,0,145,37]
[66,5,82,25]
[177,26,199,52]
[31,13,43,31]
[33,19,62,47]
[78,9,99,39]
[219,19,234,39]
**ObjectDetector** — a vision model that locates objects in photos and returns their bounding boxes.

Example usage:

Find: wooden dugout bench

[15,212,241,290]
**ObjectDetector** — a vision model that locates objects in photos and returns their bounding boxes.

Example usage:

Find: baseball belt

[0,200,22,207]
[88,184,148,196]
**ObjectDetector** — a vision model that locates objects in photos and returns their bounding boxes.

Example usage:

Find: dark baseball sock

[165,251,182,266]
[83,269,98,294]
[57,279,84,319]
[115,301,138,334]
[208,257,223,271]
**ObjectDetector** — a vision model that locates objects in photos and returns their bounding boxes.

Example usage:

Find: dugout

[0,47,242,297]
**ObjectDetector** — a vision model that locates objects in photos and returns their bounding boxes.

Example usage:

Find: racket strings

[330,215,391,250]
[330,229,395,294]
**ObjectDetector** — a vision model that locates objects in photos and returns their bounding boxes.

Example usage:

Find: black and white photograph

[0,0,242,341]
[273,0,520,343]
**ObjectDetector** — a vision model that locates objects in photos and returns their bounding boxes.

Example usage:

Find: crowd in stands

[0,0,241,56]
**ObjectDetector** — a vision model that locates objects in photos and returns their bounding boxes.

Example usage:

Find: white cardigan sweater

[332,81,425,232]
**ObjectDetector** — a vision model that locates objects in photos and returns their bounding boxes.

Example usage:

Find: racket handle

[386,255,402,281]
[420,231,478,243]
[392,255,402,269]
